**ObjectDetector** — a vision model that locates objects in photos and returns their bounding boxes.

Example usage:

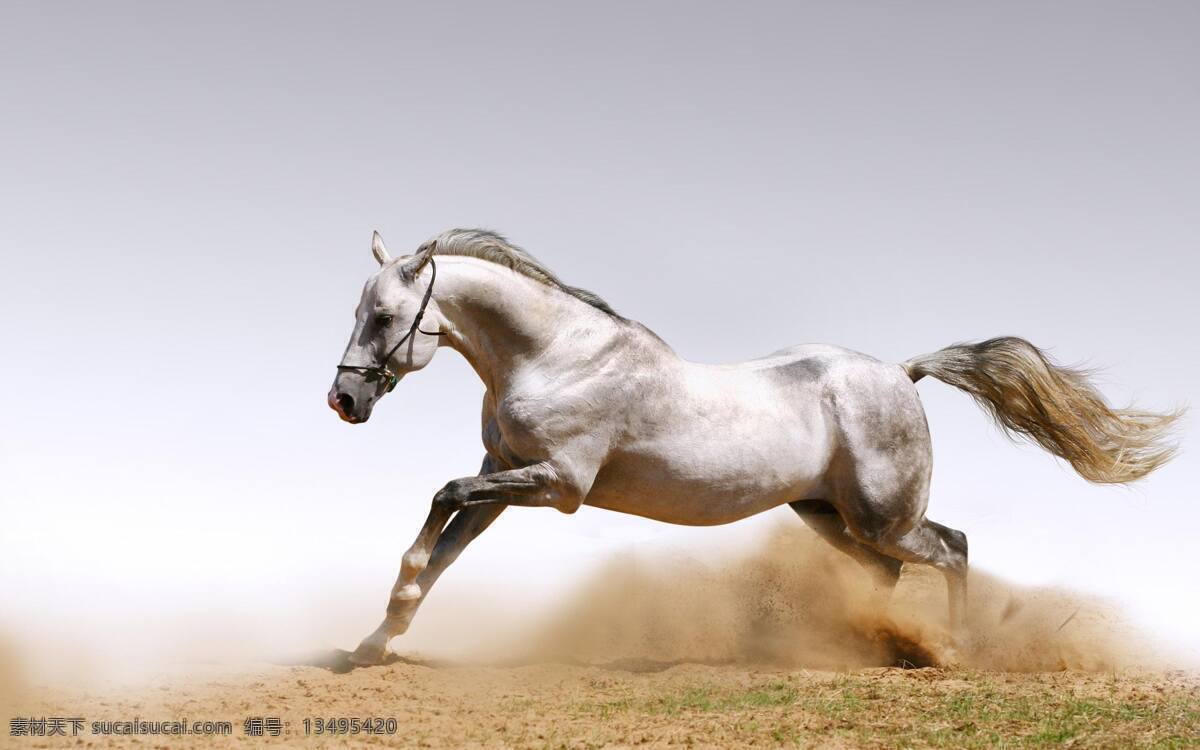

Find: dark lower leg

[943,568,968,632]
[928,520,968,631]
[861,518,968,631]
[790,500,903,594]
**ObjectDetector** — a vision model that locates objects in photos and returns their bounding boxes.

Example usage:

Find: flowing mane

[417,228,621,319]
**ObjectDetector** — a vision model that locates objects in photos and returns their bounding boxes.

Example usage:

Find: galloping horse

[329,229,1179,666]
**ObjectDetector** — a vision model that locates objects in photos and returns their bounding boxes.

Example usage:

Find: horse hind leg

[842,505,969,632]
[789,500,903,603]
[827,377,968,632]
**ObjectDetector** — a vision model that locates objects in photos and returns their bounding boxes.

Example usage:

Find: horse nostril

[336,393,355,415]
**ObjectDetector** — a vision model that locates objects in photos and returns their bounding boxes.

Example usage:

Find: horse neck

[433,258,619,393]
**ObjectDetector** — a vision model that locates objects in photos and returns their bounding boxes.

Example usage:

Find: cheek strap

[336,257,445,392]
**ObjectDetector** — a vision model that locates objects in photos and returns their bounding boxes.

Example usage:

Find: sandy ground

[4,527,1197,748]
[8,660,1199,748]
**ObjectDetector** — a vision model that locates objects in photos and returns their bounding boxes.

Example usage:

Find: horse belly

[584,421,828,526]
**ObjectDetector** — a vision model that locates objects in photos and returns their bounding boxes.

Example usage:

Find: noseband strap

[336,257,444,392]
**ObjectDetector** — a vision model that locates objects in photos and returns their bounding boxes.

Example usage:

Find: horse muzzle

[328,388,369,424]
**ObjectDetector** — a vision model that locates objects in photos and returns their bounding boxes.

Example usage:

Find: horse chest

[480,386,582,466]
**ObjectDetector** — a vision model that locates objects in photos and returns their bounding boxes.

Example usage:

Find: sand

[4,526,1196,748]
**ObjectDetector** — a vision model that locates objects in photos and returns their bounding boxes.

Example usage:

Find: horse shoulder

[491,329,667,483]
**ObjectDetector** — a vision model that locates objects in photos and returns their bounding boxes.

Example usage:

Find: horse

[328,228,1179,666]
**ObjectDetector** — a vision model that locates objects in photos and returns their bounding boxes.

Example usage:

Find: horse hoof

[348,645,388,666]
[937,643,964,669]
[348,635,391,666]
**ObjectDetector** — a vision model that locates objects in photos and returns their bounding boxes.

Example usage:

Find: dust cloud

[0,523,1180,696]
[529,524,1169,672]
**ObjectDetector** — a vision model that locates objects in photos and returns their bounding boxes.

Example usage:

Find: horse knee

[433,479,469,510]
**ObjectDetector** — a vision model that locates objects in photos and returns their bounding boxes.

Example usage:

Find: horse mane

[418,228,622,319]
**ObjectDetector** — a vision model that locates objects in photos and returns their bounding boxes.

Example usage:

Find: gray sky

[2,1,1197,668]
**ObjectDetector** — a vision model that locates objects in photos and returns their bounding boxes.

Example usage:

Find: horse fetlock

[390,582,422,605]
[380,607,416,636]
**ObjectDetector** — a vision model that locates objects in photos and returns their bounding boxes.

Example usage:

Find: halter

[336,257,444,393]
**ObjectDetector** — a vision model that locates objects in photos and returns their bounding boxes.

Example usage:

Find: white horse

[329,229,1179,666]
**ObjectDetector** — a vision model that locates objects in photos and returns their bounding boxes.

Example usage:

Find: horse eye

[376,314,394,328]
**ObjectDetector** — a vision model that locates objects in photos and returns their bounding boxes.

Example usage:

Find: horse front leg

[435,461,585,513]
[350,457,506,666]
[350,459,586,665]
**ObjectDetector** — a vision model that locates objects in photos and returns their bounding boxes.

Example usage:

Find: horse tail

[903,336,1182,484]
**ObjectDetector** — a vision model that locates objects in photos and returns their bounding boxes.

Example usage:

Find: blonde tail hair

[904,336,1181,484]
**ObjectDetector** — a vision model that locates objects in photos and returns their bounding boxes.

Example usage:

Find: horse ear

[399,242,435,281]
[371,230,391,266]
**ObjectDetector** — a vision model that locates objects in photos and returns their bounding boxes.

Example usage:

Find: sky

[1,1,1197,672]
